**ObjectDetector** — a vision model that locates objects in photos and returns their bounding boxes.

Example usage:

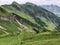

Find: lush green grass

[0,7,10,16]
[22,32,60,45]
[0,32,60,45]
[0,32,35,45]
[0,20,20,36]
[22,39,60,45]
[38,17,56,31]
[0,34,21,45]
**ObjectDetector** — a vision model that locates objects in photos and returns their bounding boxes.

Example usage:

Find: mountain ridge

[41,5,60,17]
[0,2,60,35]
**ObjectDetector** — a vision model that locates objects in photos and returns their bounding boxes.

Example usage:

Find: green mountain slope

[0,2,60,36]
[0,2,60,45]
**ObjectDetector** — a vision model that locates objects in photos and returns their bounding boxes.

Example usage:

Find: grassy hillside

[0,7,10,16]
[0,20,20,36]
[22,32,60,45]
[0,2,60,32]
[0,1,60,45]
[0,32,60,45]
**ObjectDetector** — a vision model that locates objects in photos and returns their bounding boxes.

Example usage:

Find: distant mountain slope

[0,2,60,36]
[41,5,60,17]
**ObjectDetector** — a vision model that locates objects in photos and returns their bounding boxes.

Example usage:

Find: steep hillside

[0,2,60,36]
[41,5,60,17]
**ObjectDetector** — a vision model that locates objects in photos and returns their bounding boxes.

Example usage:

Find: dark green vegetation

[0,1,60,45]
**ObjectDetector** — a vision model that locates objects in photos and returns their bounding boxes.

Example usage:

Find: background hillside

[41,5,60,17]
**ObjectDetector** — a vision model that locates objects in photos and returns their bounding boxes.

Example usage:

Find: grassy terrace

[0,20,20,35]
[0,32,60,45]
[0,7,10,17]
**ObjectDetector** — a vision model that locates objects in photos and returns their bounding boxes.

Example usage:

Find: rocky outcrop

[0,26,6,30]
[0,14,16,22]
[0,16,9,21]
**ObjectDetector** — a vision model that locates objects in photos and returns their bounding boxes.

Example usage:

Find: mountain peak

[25,2,36,6]
[12,1,19,5]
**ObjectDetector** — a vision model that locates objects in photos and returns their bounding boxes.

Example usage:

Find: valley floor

[0,32,60,45]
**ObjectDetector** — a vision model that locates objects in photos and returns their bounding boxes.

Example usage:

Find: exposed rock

[0,16,9,21]
[0,26,6,30]
[0,14,16,22]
